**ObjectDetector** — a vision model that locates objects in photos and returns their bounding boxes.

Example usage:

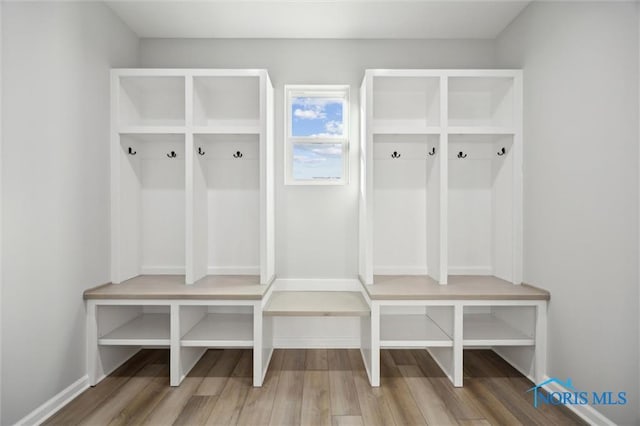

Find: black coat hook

[233,151,243,159]
[497,147,506,156]
[428,147,436,156]
[391,151,401,159]
[167,151,177,158]
[198,147,205,156]
[128,147,136,156]
[457,151,467,159]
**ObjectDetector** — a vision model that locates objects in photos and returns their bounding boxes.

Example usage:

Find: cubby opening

[116,134,186,280]
[463,305,535,346]
[193,76,260,131]
[119,76,185,128]
[180,305,254,347]
[380,305,453,347]
[448,134,516,282]
[372,134,441,280]
[448,77,514,129]
[192,134,260,279]
[97,305,171,346]
[372,76,440,133]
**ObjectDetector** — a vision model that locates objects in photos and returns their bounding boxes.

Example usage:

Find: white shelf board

[263,291,370,317]
[447,126,515,135]
[463,313,534,346]
[99,313,170,346]
[380,314,452,348]
[372,123,441,135]
[118,126,186,135]
[192,124,260,135]
[181,313,253,347]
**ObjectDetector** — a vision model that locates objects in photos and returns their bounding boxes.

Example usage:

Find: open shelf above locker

[372,76,440,132]
[118,76,185,128]
[193,76,260,131]
[98,313,170,346]
[181,313,253,347]
[463,313,534,346]
[380,314,452,347]
[448,77,515,128]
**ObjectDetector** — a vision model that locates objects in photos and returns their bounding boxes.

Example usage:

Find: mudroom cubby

[112,133,186,282]
[110,69,275,285]
[372,134,442,281]
[448,75,515,130]
[359,69,522,285]
[371,74,441,133]
[448,133,520,282]
[118,75,186,130]
[192,75,261,132]
[191,133,261,279]
[97,304,171,347]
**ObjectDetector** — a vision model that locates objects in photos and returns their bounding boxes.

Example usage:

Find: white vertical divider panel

[452,302,463,386]
[534,301,547,383]
[360,72,374,284]
[170,303,180,386]
[253,302,264,386]
[261,72,275,284]
[185,75,196,284]
[439,75,449,284]
[512,72,524,284]
[110,72,123,283]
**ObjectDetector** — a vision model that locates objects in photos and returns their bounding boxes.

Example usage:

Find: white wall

[497,2,639,424]
[140,39,495,279]
[1,2,138,424]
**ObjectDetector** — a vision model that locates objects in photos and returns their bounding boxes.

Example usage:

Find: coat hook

[198,147,205,156]
[391,151,401,159]
[128,147,136,156]
[457,151,467,159]
[428,147,436,156]
[497,147,506,156]
[233,151,243,159]
[167,151,177,158]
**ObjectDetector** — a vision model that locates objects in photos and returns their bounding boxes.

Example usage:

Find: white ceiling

[106,1,531,40]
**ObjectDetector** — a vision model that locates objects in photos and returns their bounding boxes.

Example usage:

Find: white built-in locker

[111,69,275,285]
[359,69,523,285]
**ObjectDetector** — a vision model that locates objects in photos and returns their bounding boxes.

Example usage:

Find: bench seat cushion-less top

[83,275,269,300]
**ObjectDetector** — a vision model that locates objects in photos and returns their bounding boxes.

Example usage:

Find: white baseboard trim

[141,266,185,275]
[274,338,360,348]
[492,350,615,426]
[273,278,361,291]
[448,266,492,275]
[207,266,260,275]
[538,375,615,426]
[14,375,89,426]
[373,266,428,275]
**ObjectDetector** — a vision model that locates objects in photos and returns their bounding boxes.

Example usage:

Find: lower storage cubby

[379,306,453,348]
[179,305,254,348]
[97,305,171,346]
[463,306,536,347]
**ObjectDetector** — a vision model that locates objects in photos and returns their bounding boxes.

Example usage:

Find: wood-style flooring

[45,349,586,425]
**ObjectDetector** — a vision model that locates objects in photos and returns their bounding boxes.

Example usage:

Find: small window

[285,85,349,185]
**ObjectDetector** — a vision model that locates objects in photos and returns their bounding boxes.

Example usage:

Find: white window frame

[284,84,350,185]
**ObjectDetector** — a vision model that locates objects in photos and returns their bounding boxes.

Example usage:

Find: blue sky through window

[291,97,344,138]
[292,143,343,180]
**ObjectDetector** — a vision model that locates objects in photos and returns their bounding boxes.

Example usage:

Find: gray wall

[497,2,639,424]
[1,2,138,424]
[140,39,496,278]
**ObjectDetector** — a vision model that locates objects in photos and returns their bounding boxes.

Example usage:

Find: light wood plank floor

[45,349,586,425]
